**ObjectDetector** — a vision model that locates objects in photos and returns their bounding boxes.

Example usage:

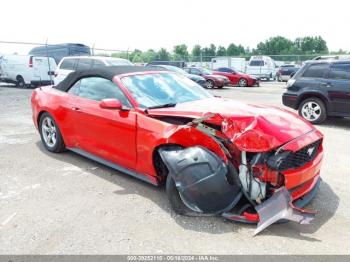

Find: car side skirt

[68,147,159,186]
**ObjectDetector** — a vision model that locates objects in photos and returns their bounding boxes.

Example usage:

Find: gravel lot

[0,82,349,254]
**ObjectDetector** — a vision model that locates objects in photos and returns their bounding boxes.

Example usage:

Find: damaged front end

[155,112,323,235]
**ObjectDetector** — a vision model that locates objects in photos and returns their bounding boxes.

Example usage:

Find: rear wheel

[298,98,327,124]
[16,76,26,88]
[39,112,65,152]
[205,79,214,89]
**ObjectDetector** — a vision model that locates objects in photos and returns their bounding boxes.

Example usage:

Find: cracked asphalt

[0,82,349,254]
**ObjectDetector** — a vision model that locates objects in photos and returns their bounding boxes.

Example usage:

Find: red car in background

[183,67,230,89]
[31,66,323,235]
[213,67,259,87]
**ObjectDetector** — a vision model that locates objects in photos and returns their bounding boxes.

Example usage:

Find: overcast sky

[0,0,348,54]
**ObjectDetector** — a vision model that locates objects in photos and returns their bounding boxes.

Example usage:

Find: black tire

[166,175,198,216]
[16,76,26,88]
[238,78,248,87]
[205,79,214,89]
[39,112,65,153]
[298,97,327,124]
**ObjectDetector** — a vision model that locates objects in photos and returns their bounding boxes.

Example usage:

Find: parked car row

[2,45,349,126]
[183,67,230,88]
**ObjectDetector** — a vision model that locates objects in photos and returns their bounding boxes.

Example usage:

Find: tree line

[108,36,348,63]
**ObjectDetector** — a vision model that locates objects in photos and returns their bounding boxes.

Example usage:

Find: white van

[0,55,57,88]
[245,56,276,79]
[211,57,246,72]
[54,56,133,85]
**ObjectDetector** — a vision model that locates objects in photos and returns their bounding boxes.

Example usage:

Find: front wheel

[166,175,199,216]
[39,112,65,152]
[298,98,327,124]
[238,78,248,87]
[205,79,214,89]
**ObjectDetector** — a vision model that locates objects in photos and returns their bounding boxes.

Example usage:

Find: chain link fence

[0,40,340,86]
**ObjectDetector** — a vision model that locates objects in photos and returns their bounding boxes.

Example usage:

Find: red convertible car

[213,67,259,87]
[31,66,323,235]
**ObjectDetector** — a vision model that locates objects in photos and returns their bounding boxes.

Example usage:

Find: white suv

[54,56,133,85]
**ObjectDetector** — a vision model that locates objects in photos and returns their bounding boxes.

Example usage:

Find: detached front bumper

[222,176,321,224]
[223,130,323,233]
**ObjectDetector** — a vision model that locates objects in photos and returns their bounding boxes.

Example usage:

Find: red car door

[68,77,137,170]
[228,72,240,85]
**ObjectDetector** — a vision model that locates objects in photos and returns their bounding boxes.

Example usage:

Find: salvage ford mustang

[31,66,323,235]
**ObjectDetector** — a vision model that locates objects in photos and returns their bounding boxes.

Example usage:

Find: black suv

[282,60,350,124]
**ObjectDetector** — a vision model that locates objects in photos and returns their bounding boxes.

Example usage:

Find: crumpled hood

[148,97,315,152]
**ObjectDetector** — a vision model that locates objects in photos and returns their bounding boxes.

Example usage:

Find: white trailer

[211,57,247,72]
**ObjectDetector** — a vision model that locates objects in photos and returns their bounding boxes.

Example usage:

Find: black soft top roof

[54,66,151,92]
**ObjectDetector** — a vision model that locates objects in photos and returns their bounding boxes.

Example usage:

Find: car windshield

[106,59,133,66]
[201,68,212,74]
[249,60,264,66]
[121,73,212,108]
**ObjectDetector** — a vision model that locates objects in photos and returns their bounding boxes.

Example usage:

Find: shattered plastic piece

[159,146,242,214]
[254,187,316,236]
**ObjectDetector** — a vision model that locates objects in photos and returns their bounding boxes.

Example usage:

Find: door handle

[321,83,332,88]
[71,107,81,111]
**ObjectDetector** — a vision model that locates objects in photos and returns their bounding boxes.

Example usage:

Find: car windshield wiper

[147,103,177,109]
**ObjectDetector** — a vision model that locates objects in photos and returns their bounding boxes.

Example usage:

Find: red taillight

[29,56,33,68]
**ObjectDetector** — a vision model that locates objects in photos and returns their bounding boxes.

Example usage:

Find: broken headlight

[267,151,291,171]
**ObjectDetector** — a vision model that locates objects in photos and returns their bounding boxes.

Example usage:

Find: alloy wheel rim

[301,102,321,121]
[206,81,213,88]
[239,79,246,87]
[42,117,57,147]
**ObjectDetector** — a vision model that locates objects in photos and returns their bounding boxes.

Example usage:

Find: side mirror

[99,99,123,110]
